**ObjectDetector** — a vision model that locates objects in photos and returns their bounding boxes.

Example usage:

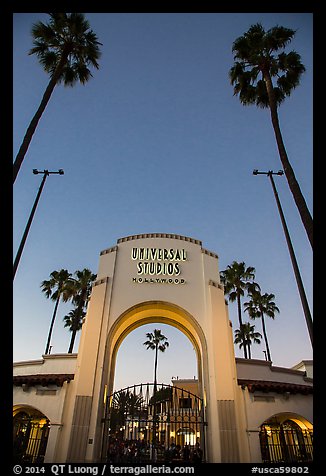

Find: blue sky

[13,13,313,391]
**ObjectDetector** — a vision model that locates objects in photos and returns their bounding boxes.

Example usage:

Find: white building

[13,234,313,464]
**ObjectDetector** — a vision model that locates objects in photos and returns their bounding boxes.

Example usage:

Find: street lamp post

[13,169,64,278]
[253,169,313,346]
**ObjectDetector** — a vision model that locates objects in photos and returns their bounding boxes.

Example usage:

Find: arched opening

[102,383,206,463]
[99,301,208,462]
[13,406,50,463]
[259,413,313,463]
[103,301,207,399]
[113,323,198,390]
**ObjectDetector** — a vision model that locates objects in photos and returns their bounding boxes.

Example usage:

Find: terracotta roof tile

[238,378,313,395]
[13,373,74,387]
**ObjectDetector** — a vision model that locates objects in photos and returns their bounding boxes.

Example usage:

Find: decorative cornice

[100,245,118,256]
[94,277,109,287]
[117,233,202,245]
[208,279,223,290]
[202,248,219,259]
[13,374,74,388]
[238,378,313,395]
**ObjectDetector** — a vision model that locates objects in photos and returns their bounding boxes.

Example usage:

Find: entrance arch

[99,301,208,461]
[103,301,208,399]
[259,413,313,463]
[13,405,50,463]
[101,383,206,462]
[65,234,241,463]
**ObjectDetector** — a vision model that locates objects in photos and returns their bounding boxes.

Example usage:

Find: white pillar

[44,424,62,462]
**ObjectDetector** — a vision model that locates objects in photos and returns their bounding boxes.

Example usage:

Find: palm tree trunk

[68,314,79,354]
[237,293,248,358]
[68,297,85,353]
[13,54,68,183]
[260,312,272,362]
[154,344,158,388]
[45,294,60,354]
[68,330,77,353]
[263,71,313,248]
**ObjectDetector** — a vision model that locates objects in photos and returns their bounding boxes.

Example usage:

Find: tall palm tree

[234,323,262,359]
[220,261,257,358]
[229,23,312,248]
[13,13,102,183]
[244,289,280,362]
[63,307,86,354]
[41,269,73,354]
[65,268,97,353]
[143,329,169,389]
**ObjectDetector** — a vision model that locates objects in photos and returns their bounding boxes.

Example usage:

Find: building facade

[13,234,313,464]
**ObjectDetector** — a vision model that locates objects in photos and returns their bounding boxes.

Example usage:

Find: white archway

[102,300,208,400]
[63,234,241,463]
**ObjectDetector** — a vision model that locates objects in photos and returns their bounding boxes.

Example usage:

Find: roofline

[235,357,309,377]
[238,378,313,395]
[117,233,202,245]
[100,233,219,259]
[13,373,74,387]
[13,353,78,368]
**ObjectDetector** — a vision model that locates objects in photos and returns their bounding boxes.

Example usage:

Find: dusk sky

[13,13,313,391]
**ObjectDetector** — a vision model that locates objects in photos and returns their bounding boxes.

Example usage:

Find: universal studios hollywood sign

[131,247,187,285]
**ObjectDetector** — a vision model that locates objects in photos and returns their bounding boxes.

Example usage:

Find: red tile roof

[238,379,313,395]
[13,374,74,387]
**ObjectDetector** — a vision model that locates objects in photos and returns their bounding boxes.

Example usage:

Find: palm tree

[41,269,73,354]
[143,329,169,389]
[112,390,143,416]
[65,268,97,353]
[229,23,312,248]
[220,261,258,358]
[234,323,262,359]
[244,289,280,362]
[110,390,144,432]
[63,307,86,354]
[13,13,102,183]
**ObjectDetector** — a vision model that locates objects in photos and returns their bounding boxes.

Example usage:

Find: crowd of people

[106,438,203,464]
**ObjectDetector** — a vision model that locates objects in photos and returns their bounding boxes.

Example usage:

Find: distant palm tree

[220,261,258,358]
[13,12,102,183]
[244,289,280,362]
[63,307,86,354]
[143,329,169,389]
[65,268,96,353]
[110,390,144,431]
[229,23,312,247]
[41,269,73,354]
[112,390,144,416]
[234,323,262,359]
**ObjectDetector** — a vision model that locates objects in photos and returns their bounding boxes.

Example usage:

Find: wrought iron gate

[259,427,313,463]
[101,383,206,463]
[13,413,50,463]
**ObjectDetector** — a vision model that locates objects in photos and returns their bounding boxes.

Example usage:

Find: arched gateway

[56,234,245,462]
[102,383,206,463]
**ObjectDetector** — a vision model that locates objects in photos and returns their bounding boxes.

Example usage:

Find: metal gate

[13,413,50,463]
[101,383,207,463]
[259,427,313,463]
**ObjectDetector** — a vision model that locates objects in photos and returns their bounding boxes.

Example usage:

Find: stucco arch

[261,412,313,431]
[13,405,50,463]
[103,300,208,399]
[13,404,49,421]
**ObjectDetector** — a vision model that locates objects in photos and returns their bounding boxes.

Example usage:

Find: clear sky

[13,12,313,392]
